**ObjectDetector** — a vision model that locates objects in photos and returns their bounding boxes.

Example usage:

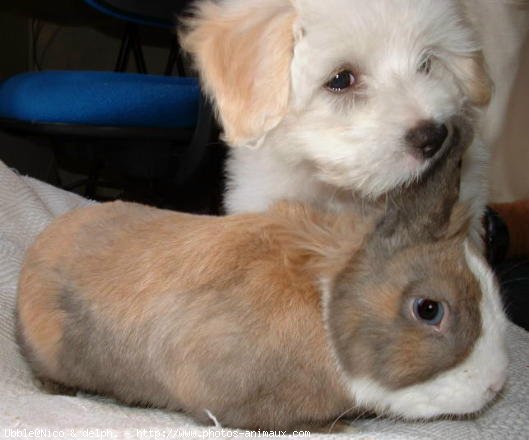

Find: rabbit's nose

[487,375,506,394]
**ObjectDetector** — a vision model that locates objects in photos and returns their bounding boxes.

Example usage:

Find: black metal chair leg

[85,153,104,198]
[115,24,133,72]
[176,52,186,77]
[164,39,186,76]
[131,26,148,74]
[164,39,177,76]
[172,94,217,185]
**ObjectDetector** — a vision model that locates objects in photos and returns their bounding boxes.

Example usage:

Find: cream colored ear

[453,51,493,107]
[180,0,296,147]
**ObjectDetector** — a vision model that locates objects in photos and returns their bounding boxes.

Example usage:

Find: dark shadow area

[495,259,529,331]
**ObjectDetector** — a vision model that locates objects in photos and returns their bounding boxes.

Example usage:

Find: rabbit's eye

[412,298,444,326]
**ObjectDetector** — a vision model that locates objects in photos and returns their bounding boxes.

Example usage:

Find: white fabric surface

[0,160,528,440]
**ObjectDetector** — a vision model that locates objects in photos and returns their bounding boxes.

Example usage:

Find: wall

[490,36,529,203]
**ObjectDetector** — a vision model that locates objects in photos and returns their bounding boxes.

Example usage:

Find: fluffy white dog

[181,0,528,234]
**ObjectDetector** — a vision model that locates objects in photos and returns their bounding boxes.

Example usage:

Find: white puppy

[181,0,528,234]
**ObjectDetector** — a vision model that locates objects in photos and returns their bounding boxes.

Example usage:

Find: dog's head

[181,0,491,197]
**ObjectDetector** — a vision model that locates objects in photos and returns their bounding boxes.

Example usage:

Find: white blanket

[0,160,527,440]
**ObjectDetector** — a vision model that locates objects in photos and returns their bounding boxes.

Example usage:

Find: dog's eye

[412,298,444,326]
[418,56,432,74]
[326,70,355,92]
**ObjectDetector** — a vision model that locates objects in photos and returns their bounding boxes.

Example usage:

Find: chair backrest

[84,0,191,28]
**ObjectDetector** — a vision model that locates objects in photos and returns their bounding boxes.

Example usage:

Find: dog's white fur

[181,0,528,230]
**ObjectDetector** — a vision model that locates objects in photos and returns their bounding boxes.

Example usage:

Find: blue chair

[83,0,188,74]
[0,71,200,133]
[84,0,177,28]
[0,0,218,208]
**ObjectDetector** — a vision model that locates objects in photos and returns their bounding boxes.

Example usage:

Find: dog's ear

[180,0,297,147]
[453,51,493,107]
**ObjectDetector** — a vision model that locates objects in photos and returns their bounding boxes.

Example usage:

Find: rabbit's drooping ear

[180,0,297,147]
[370,118,470,253]
[375,201,472,254]
[444,202,472,240]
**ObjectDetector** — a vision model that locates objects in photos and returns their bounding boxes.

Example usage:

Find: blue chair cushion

[0,71,200,129]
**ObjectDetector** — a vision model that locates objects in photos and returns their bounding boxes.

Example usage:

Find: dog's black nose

[406,121,448,159]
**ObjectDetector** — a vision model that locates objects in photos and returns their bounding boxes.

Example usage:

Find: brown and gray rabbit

[16,121,507,431]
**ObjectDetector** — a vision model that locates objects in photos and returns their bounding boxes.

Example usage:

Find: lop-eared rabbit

[17,122,507,431]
